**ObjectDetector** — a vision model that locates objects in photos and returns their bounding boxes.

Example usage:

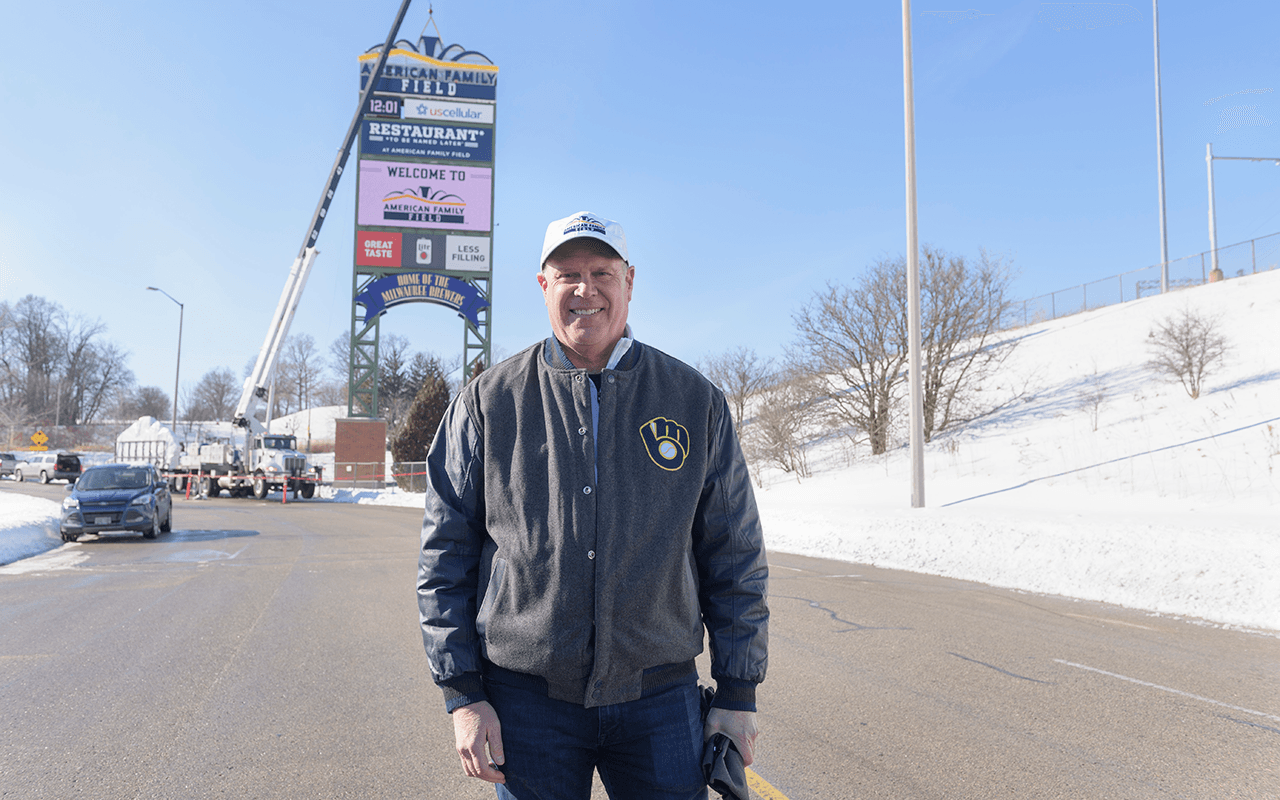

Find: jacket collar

[544,325,637,372]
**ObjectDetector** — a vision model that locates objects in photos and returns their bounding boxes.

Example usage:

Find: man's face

[538,244,634,369]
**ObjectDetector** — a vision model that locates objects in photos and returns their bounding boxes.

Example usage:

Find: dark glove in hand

[702,732,747,800]
[700,686,748,800]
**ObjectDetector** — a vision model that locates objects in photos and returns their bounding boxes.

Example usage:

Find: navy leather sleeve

[693,396,769,711]
[417,395,489,710]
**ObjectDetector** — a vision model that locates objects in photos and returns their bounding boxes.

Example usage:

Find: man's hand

[453,700,506,783]
[704,708,759,766]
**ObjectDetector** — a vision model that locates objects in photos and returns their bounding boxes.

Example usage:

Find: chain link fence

[1012,231,1280,329]
[331,461,389,489]
[391,461,428,492]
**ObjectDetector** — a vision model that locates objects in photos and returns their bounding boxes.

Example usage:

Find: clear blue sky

[2,0,1277,395]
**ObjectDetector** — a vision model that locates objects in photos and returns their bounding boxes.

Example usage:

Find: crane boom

[233,0,413,433]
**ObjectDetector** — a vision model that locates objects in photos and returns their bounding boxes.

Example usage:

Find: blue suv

[61,464,173,542]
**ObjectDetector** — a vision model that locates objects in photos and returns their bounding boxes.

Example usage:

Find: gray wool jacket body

[417,338,769,711]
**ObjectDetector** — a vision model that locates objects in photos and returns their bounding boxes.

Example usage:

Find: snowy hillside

[754,269,1279,630]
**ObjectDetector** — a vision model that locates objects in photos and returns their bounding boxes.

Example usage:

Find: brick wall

[334,418,387,484]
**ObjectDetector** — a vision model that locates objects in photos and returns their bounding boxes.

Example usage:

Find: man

[418,211,769,799]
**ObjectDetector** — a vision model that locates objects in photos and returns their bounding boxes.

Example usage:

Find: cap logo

[562,215,606,237]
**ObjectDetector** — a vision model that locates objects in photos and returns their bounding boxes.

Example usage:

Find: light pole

[147,286,183,431]
[1205,147,1280,276]
[902,0,925,508]
[1152,0,1169,293]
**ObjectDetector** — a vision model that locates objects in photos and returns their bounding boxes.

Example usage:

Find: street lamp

[1152,0,1170,293]
[902,0,925,508]
[147,286,183,431]
[1205,146,1280,277]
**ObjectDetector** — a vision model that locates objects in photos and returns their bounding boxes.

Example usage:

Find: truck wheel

[61,530,78,543]
[206,478,221,498]
[15,469,23,482]
[252,473,269,500]
[300,481,315,499]
[39,470,49,484]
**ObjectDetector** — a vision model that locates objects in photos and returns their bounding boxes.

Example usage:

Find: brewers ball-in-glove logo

[640,417,689,471]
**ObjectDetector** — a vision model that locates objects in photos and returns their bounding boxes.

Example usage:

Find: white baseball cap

[540,211,629,266]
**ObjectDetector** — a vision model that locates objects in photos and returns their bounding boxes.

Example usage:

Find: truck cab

[248,434,321,498]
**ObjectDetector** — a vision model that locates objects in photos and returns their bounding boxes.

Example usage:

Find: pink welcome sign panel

[357,159,492,231]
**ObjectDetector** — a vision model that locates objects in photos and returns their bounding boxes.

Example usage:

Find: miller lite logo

[417,238,433,265]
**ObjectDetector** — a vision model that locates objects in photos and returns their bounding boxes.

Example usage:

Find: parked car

[0,452,17,478]
[60,463,172,542]
[15,452,82,484]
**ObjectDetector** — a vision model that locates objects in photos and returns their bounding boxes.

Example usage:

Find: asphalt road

[1,484,1276,798]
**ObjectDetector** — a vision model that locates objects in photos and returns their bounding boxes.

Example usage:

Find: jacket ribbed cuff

[710,678,757,712]
[440,672,489,713]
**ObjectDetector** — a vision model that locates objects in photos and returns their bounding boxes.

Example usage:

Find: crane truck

[119,0,415,501]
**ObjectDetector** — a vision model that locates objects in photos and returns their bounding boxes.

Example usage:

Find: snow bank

[0,493,62,566]
[756,476,1278,631]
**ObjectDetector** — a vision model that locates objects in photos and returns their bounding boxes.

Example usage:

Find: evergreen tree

[391,355,451,489]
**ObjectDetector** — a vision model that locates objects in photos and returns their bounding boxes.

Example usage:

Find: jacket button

[578,426,587,436]
[583,486,592,495]
[575,374,584,383]
[607,374,616,384]
[587,550,595,560]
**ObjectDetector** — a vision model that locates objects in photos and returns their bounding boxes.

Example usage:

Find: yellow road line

[746,767,791,800]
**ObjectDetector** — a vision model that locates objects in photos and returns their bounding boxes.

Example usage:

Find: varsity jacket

[417,338,769,711]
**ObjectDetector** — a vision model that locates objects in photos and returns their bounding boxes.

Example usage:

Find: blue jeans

[487,675,708,800]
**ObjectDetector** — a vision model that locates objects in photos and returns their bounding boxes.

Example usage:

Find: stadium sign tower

[347,32,497,418]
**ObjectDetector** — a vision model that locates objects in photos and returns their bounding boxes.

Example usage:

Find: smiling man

[536,223,633,372]
[418,211,769,800]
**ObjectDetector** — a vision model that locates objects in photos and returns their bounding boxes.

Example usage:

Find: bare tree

[790,260,908,455]
[116,386,171,421]
[0,296,133,425]
[328,330,352,376]
[1146,306,1231,399]
[700,346,775,424]
[58,314,106,425]
[74,340,133,425]
[1076,363,1107,432]
[0,301,23,413]
[276,334,324,417]
[790,247,1018,455]
[7,295,64,419]
[915,246,1018,440]
[312,378,347,407]
[0,395,34,450]
[188,367,239,421]
[314,331,349,407]
[740,371,813,481]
